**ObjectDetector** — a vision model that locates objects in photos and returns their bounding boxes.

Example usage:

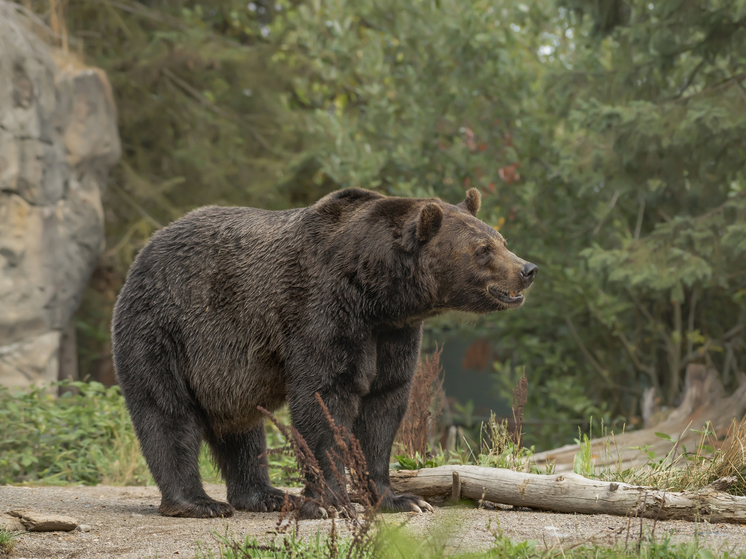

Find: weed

[259,394,379,558]
[573,432,594,478]
[511,368,528,449]
[591,418,746,496]
[196,523,746,559]
[477,413,545,473]
[396,347,445,458]
[198,529,377,559]
[0,529,17,555]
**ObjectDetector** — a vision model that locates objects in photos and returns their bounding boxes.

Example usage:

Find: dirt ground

[2,483,746,558]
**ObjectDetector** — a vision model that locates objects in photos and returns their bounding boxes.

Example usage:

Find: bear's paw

[159,496,234,518]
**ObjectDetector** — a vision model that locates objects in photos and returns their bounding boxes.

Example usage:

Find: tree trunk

[390,465,746,524]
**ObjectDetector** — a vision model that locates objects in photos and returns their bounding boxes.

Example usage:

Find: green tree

[56,0,313,378]
[273,0,746,445]
[273,0,603,445]
[549,0,746,404]
[55,0,746,448]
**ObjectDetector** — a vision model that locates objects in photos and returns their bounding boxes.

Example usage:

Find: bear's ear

[457,188,481,216]
[416,203,444,243]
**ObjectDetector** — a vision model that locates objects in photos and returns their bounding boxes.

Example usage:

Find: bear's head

[412,188,537,314]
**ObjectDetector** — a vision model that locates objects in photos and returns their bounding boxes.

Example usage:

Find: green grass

[0,381,298,487]
[0,528,18,555]
[195,526,746,559]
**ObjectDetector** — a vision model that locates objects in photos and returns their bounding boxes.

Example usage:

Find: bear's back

[112,191,393,332]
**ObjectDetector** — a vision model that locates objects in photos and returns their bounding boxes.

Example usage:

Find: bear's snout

[520,262,538,287]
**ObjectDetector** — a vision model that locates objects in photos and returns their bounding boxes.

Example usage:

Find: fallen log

[390,465,746,524]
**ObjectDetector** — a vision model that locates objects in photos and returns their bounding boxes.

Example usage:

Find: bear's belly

[189,358,287,435]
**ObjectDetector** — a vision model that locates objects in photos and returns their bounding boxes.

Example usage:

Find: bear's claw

[415,499,434,513]
[382,493,434,514]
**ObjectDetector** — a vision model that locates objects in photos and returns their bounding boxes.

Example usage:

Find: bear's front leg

[352,325,434,514]
[287,384,363,519]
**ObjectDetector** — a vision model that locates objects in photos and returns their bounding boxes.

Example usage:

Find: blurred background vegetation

[30,0,746,450]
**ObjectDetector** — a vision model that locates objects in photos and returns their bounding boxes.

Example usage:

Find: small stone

[131,513,143,517]
[77,524,91,532]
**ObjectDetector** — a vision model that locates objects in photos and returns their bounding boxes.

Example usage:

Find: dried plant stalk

[396,347,445,458]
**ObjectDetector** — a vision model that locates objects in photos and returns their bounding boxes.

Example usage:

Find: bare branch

[565,316,610,383]
[686,288,698,356]
[161,67,277,154]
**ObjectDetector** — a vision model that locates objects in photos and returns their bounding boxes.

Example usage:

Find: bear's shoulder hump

[319,188,384,205]
[312,188,385,220]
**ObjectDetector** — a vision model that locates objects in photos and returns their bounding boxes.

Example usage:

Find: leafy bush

[0,381,149,485]
[0,382,297,487]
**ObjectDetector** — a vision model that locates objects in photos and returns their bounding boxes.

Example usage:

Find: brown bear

[111,188,537,518]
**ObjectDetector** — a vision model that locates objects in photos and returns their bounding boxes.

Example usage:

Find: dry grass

[396,347,445,458]
[99,431,152,486]
[260,395,380,558]
[599,418,746,495]
[511,368,528,449]
[477,371,546,474]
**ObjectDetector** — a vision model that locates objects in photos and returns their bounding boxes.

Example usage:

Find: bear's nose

[521,262,538,285]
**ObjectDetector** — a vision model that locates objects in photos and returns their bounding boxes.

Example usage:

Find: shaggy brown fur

[111,188,537,518]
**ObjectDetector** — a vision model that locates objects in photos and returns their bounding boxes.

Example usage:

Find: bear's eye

[475,245,492,258]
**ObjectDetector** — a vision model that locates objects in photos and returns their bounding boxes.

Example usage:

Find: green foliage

[542,0,746,406]
[54,0,746,451]
[0,381,150,485]
[393,452,444,471]
[572,433,594,478]
[0,528,18,554]
[0,384,297,487]
[197,524,746,558]
[277,0,547,195]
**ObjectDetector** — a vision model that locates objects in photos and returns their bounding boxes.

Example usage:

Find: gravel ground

[2,484,746,558]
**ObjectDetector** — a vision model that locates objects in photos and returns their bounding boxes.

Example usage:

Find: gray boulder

[0,5,121,389]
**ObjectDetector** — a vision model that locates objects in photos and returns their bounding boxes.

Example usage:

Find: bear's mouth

[487,286,524,307]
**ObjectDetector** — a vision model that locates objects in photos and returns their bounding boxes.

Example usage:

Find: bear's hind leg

[128,394,234,518]
[207,426,292,513]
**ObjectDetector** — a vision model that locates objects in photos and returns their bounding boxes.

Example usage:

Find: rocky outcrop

[0,5,121,389]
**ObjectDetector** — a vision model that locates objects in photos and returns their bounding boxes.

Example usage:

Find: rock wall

[0,6,121,389]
